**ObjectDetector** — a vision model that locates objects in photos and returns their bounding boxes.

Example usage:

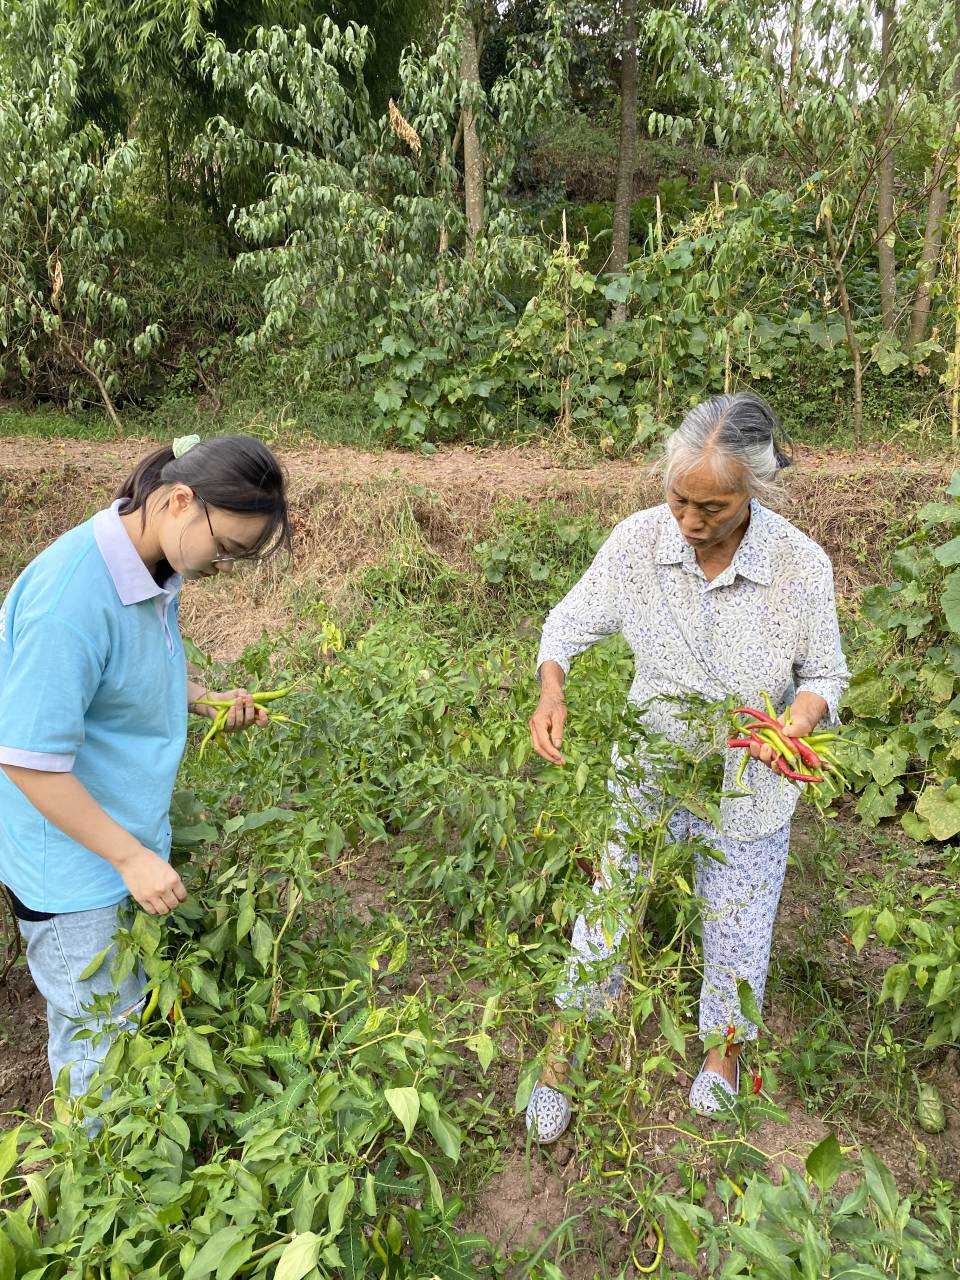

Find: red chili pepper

[776,762,825,783]
[791,738,822,769]
[724,1024,736,1057]
[751,1073,762,1095]
[732,707,782,730]
[736,708,824,769]
[750,730,778,758]
[726,737,754,748]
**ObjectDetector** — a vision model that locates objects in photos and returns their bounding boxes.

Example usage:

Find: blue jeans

[17,900,146,1103]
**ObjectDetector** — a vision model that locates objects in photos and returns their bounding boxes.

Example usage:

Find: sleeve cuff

[794,681,846,727]
[0,746,75,771]
[535,649,572,679]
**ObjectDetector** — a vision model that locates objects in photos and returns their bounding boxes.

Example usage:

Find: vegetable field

[2,457,960,1278]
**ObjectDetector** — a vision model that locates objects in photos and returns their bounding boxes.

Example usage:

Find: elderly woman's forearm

[787,691,829,735]
[538,661,566,696]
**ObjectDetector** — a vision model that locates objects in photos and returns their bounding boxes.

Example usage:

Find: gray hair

[661,391,793,505]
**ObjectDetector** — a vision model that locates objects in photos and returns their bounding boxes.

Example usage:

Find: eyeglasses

[195,495,258,566]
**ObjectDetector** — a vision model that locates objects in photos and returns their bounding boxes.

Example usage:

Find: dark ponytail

[116,435,292,560]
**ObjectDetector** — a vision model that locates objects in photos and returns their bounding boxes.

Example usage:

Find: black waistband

[2,886,55,922]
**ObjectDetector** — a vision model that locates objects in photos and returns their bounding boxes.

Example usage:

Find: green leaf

[251,917,273,971]
[574,762,589,794]
[727,1225,793,1280]
[856,781,903,827]
[916,1083,946,1134]
[879,962,910,1010]
[866,742,909,789]
[735,977,766,1031]
[78,945,112,981]
[658,1001,685,1057]
[338,1221,364,1280]
[874,908,897,945]
[935,536,960,567]
[861,1148,899,1226]
[805,1134,845,1194]
[514,1057,541,1112]
[216,1238,255,1280]
[241,808,296,832]
[274,1232,321,1280]
[948,471,960,497]
[0,1125,21,1184]
[361,1172,377,1216]
[657,1196,698,1265]
[183,1031,216,1076]
[916,785,960,840]
[23,1172,48,1221]
[870,333,910,375]
[384,1087,420,1141]
[424,1109,462,1163]
[184,1227,248,1280]
[843,669,892,718]
[236,892,255,942]
[466,1031,494,1072]
[0,1229,14,1280]
[402,1147,443,1211]
[942,570,960,635]
[327,1175,354,1237]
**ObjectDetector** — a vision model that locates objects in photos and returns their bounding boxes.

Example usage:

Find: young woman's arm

[0,766,186,915]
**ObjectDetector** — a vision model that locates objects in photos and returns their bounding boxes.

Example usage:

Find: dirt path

[0,434,942,493]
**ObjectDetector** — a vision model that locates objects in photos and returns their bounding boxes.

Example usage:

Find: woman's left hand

[191,689,269,732]
[745,707,817,770]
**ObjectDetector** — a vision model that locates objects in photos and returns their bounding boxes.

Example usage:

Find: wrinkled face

[666,457,751,550]
[158,485,270,579]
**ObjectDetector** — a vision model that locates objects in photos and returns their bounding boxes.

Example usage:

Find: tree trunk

[459,13,484,258]
[786,1,803,112]
[908,167,949,349]
[823,215,864,438]
[952,147,960,449]
[609,0,639,325]
[909,0,960,348]
[877,0,897,332]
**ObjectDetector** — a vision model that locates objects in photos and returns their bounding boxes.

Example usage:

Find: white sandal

[525,1078,573,1144]
[689,1057,740,1117]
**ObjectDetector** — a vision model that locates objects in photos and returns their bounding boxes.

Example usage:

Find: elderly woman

[525,391,849,1142]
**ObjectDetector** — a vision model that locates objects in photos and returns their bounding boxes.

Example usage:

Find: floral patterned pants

[555,805,791,1042]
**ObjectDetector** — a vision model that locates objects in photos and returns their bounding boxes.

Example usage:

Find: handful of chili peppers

[727,691,848,795]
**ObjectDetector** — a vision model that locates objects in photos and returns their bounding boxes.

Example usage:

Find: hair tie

[172,434,201,459]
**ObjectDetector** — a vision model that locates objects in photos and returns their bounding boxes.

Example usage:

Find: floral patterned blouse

[536,499,850,839]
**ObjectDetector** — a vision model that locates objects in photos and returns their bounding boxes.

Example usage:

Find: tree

[460,8,485,256]
[647,0,958,436]
[908,0,960,349]
[876,0,897,332]
[609,0,639,325]
[0,50,160,419]
[202,7,568,377]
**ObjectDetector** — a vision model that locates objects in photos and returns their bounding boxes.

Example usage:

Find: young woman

[0,434,292,1110]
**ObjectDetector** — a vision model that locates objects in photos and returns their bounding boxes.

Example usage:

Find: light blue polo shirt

[0,501,188,912]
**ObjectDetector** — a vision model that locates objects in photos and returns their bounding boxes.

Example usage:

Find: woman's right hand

[529,692,567,764]
[119,846,187,915]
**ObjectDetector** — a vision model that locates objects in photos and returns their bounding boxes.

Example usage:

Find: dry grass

[0,446,947,660]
